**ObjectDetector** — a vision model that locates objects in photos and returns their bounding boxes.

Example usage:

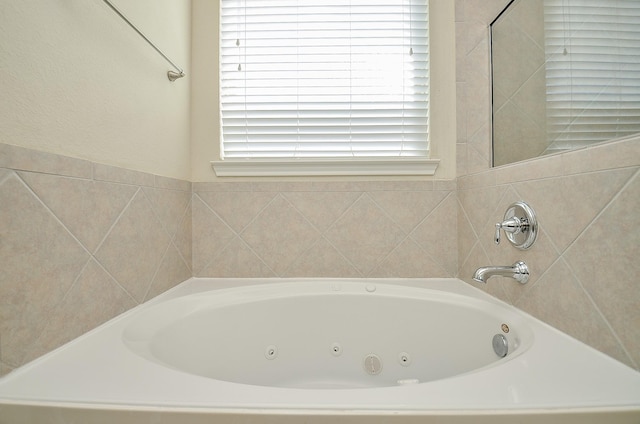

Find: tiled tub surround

[0,143,192,376]
[458,138,640,371]
[455,0,640,371]
[192,180,457,279]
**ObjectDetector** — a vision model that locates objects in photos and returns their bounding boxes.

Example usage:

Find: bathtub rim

[121,279,536,388]
[1,399,640,424]
[0,277,639,417]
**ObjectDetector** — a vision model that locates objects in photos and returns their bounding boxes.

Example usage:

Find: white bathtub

[1,278,639,424]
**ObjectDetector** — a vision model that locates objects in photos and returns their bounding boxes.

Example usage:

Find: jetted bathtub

[1,278,639,424]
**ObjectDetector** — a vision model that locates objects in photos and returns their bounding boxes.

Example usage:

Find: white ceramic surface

[1,278,639,419]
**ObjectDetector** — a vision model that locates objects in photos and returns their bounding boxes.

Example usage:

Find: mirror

[490,0,640,167]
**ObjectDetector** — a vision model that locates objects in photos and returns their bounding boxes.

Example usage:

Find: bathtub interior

[0,278,639,414]
[122,281,533,389]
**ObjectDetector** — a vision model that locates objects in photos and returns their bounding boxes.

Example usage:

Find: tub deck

[1,278,639,423]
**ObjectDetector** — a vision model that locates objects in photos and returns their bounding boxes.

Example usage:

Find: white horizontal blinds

[220,0,429,159]
[544,0,640,152]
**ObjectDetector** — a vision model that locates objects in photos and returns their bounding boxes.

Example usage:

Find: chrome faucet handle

[494,202,538,250]
[495,217,522,245]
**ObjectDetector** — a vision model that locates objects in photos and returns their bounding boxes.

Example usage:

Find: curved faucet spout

[473,261,529,284]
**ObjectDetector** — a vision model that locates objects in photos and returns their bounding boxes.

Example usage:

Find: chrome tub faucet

[473,261,529,284]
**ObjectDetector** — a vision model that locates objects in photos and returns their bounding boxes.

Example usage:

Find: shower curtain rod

[102,0,185,81]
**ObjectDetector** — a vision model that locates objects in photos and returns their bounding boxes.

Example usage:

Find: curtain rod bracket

[102,0,185,82]
[168,70,185,82]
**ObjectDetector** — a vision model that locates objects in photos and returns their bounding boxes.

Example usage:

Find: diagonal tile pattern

[143,187,192,239]
[24,259,137,363]
[0,145,192,374]
[194,183,457,279]
[456,0,640,371]
[564,171,640,367]
[191,194,236,275]
[241,195,321,275]
[95,190,171,303]
[325,194,406,276]
[0,174,89,367]
[20,172,138,253]
[198,237,275,278]
[145,244,192,301]
[457,147,640,369]
[197,191,276,233]
[511,169,635,253]
[284,191,362,231]
[371,238,449,278]
[369,190,449,234]
[172,200,193,274]
[284,237,361,278]
[410,193,459,276]
[515,258,630,365]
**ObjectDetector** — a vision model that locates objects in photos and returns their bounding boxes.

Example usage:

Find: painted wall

[455,0,640,370]
[0,0,191,180]
[190,0,457,182]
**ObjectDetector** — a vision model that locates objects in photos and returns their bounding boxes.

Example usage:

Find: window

[544,0,640,153]
[214,0,437,176]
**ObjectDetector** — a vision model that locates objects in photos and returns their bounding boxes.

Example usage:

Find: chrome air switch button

[492,334,508,358]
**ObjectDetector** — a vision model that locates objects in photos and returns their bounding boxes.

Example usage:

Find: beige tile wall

[456,0,640,370]
[0,143,192,376]
[192,180,458,279]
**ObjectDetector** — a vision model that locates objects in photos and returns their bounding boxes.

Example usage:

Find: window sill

[211,158,440,177]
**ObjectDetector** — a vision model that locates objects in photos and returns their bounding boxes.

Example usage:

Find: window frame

[212,0,440,177]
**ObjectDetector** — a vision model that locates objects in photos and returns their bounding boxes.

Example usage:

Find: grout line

[558,169,640,369]
[138,185,193,264]
[14,173,94,259]
[319,235,366,278]
[512,254,563,307]
[565,258,638,370]
[0,168,14,186]
[308,191,364,237]
[7,166,93,181]
[403,192,457,276]
[235,236,279,278]
[88,189,150,304]
[191,193,245,276]
[170,197,193,274]
[90,257,139,305]
[279,191,367,278]
[138,186,173,241]
[314,192,368,276]
[455,195,480,273]
[198,235,278,278]
[20,256,93,367]
[11,172,144,315]
[558,168,639,257]
[275,190,366,277]
[92,187,141,256]
[141,241,172,303]
[275,194,325,278]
